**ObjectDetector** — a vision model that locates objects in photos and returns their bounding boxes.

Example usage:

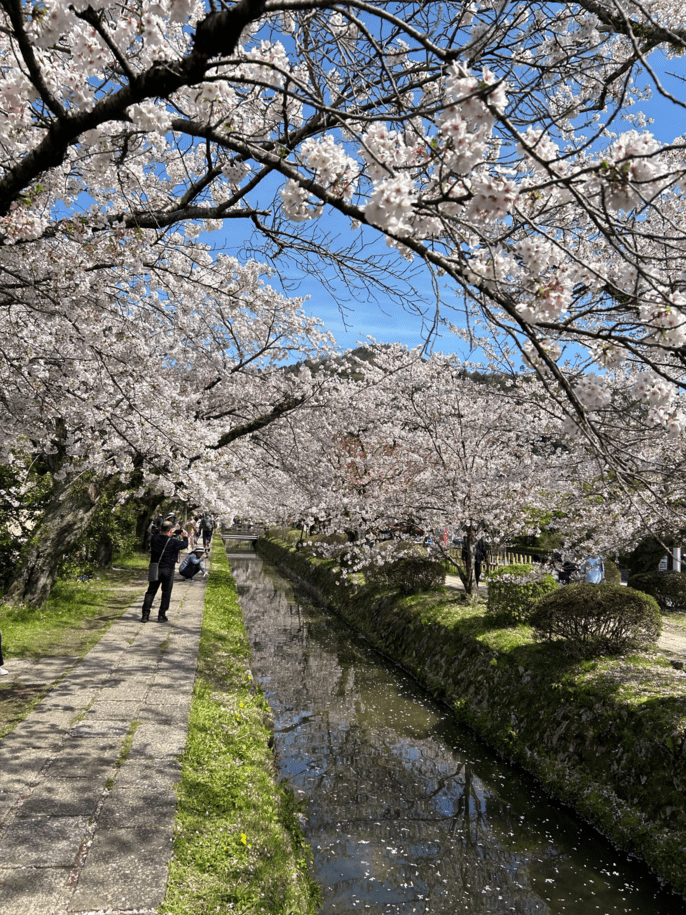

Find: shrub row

[484,564,661,656]
[531,583,662,656]
[486,564,558,622]
[366,556,445,594]
[628,570,686,612]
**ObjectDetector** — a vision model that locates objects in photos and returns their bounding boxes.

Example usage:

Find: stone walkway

[0,570,207,915]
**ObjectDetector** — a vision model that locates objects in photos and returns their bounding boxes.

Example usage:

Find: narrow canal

[227,548,685,915]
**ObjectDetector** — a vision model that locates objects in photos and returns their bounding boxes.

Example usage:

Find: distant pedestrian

[141,522,188,623]
[178,547,208,580]
[199,513,215,551]
[0,629,7,676]
[581,555,605,584]
[185,518,198,549]
[475,538,489,586]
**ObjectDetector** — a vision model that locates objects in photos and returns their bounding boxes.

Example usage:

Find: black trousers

[0,630,3,666]
[142,566,175,616]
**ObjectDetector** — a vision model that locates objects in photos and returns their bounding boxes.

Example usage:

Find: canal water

[227,548,686,915]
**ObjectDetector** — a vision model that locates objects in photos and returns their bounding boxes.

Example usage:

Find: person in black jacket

[141,522,188,623]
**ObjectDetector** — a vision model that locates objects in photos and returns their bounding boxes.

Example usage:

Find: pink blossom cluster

[522,339,562,372]
[588,131,662,213]
[517,275,572,324]
[300,135,359,200]
[640,293,686,348]
[280,181,320,222]
[630,372,685,434]
[573,374,611,410]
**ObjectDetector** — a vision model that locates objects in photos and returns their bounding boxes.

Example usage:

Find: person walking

[141,521,188,623]
[184,517,198,550]
[474,538,489,587]
[0,629,7,676]
[199,513,215,552]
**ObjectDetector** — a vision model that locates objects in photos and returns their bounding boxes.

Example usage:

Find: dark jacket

[150,531,188,568]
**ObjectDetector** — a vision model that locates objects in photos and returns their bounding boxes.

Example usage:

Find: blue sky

[205,45,686,361]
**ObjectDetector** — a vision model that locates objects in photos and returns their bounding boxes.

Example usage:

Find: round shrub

[627,570,686,612]
[530,583,661,656]
[368,556,445,594]
[486,565,558,622]
[603,559,621,585]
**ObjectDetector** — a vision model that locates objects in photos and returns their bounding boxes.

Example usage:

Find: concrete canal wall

[257,537,686,896]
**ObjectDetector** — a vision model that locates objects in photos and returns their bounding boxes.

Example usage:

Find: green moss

[260,536,686,896]
[163,548,320,915]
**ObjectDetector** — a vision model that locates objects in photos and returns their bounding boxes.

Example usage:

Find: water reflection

[229,550,685,915]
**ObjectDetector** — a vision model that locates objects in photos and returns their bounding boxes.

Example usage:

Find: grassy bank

[0,554,149,738]
[259,536,686,897]
[163,546,320,915]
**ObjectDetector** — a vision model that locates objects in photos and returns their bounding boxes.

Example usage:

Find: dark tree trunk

[94,532,114,569]
[460,530,477,596]
[4,475,112,607]
[438,528,477,596]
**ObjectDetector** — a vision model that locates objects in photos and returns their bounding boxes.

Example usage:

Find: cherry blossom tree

[4,0,686,601]
[235,345,564,592]
[242,342,686,592]
[1,238,336,605]
[2,0,686,466]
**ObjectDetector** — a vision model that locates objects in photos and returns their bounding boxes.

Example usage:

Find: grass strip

[163,547,321,915]
[0,554,150,738]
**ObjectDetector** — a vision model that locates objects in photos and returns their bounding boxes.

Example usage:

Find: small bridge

[222,526,266,542]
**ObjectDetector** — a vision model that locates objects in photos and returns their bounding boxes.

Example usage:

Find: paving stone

[98,785,176,828]
[0,746,57,782]
[24,705,79,731]
[15,657,75,687]
[0,816,89,866]
[46,741,121,779]
[0,789,25,824]
[115,759,182,790]
[145,688,193,707]
[0,866,70,915]
[127,723,187,760]
[15,778,104,819]
[86,700,141,720]
[0,722,65,755]
[0,571,208,909]
[40,683,98,708]
[138,704,192,726]
[69,826,174,911]
[69,719,130,739]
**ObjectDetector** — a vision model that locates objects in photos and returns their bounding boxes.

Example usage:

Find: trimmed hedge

[627,570,686,612]
[367,555,446,595]
[488,562,534,579]
[486,564,558,622]
[530,582,662,655]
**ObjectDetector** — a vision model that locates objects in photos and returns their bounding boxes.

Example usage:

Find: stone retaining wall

[258,537,686,896]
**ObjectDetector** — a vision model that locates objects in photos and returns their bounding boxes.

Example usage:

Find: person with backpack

[199,513,215,551]
[178,547,208,580]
